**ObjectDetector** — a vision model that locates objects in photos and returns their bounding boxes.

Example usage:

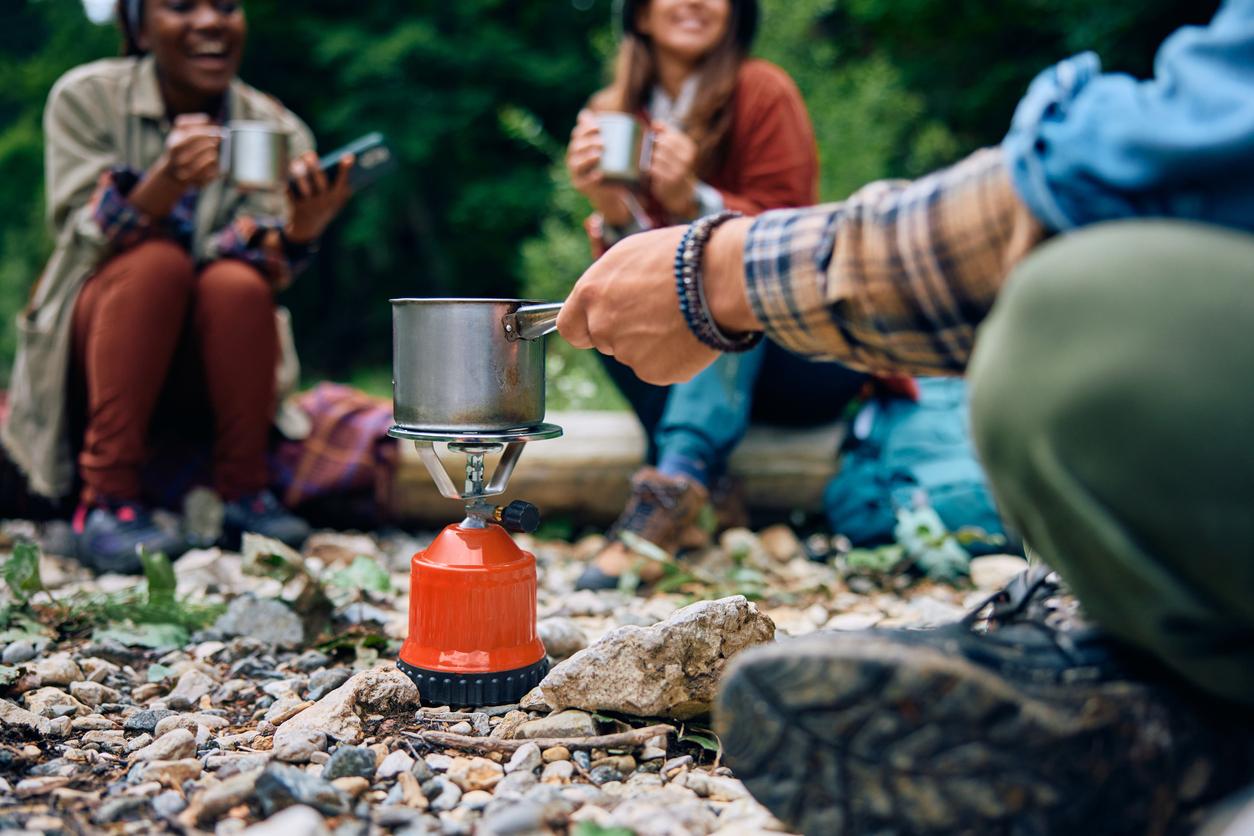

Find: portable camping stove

[388,422,562,707]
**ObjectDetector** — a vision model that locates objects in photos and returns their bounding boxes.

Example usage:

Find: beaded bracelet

[674,211,763,353]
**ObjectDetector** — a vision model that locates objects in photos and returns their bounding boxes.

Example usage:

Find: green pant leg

[967,220,1254,706]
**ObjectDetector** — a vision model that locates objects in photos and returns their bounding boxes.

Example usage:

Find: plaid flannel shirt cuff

[208,216,316,288]
[88,166,154,251]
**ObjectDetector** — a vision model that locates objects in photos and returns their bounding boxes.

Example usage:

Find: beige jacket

[2,55,314,499]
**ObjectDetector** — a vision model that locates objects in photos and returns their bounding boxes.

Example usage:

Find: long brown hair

[115,0,145,56]
[594,0,757,177]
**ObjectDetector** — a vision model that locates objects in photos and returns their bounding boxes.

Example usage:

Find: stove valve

[494,500,541,533]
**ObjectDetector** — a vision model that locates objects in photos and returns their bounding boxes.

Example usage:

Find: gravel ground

[0,518,1031,835]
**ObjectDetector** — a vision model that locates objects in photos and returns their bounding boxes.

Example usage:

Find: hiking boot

[74,501,189,574]
[716,567,1254,835]
[576,467,709,591]
[222,490,311,551]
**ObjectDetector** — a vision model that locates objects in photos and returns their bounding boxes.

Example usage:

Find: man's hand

[558,218,761,385]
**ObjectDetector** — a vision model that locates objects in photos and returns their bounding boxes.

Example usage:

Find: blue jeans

[601,341,870,486]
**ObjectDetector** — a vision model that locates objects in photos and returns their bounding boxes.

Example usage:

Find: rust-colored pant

[72,240,277,504]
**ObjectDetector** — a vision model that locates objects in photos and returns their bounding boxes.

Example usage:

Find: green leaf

[573,824,636,836]
[93,622,189,649]
[140,550,177,607]
[3,542,44,603]
[618,531,669,565]
[326,555,391,594]
[678,728,721,753]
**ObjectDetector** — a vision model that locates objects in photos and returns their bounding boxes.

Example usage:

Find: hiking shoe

[716,568,1254,835]
[74,501,189,574]
[576,467,709,591]
[222,490,311,551]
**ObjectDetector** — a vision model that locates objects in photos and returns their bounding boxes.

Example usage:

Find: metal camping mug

[596,112,652,183]
[391,299,563,432]
[217,121,288,192]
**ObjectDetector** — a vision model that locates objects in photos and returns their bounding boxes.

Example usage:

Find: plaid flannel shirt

[743,147,1047,376]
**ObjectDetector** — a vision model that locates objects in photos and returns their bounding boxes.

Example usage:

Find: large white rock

[272,665,419,752]
[539,596,775,719]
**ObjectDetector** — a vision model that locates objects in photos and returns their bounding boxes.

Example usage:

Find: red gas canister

[397,522,548,706]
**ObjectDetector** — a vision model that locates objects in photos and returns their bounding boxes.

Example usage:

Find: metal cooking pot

[391,298,563,432]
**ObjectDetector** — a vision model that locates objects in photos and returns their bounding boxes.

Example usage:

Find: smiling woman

[0,0,355,574]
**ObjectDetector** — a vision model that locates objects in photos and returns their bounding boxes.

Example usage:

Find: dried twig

[402,723,675,753]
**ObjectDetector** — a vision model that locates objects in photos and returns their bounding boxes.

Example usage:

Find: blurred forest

[0,0,1220,399]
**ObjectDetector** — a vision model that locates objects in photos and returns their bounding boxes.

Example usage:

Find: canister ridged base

[398,656,550,707]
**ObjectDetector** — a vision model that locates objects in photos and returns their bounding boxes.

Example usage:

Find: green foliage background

[0,0,1217,399]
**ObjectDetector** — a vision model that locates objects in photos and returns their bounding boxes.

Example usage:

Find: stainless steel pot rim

[386,422,563,443]
[389,297,546,305]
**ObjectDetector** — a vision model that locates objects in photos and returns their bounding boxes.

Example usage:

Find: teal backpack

[824,378,1007,548]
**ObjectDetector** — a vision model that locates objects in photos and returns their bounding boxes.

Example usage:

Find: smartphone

[291,132,397,195]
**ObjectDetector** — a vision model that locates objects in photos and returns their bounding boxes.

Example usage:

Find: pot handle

[503,302,563,341]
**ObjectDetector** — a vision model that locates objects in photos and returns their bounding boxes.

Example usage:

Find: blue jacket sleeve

[1003,0,1254,232]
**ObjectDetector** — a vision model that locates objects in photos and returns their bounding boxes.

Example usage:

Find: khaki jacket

[1,55,314,499]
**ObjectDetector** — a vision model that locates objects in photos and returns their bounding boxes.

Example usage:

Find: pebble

[541,746,571,763]
[305,668,352,701]
[2,638,40,664]
[573,750,591,771]
[661,755,693,777]
[154,712,231,737]
[639,746,667,761]
[292,651,332,672]
[588,765,623,785]
[32,653,82,686]
[242,804,329,836]
[272,727,327,763]
[131,728,196,762]
[138,757,203,786]
[494,769,538,798]
[460,789,493,810]
[447,721,474,735]
[322,746,377,781]
[167,669,216,710]
[516,709,596,740]
[537,617,589,660]
[970,554,1031,591]
[255,762,350,817]
[541,760,574,784]
[505,742,542,774]
[24,687,87,718]
[446,756,504,792]
[376,749,415,780]
[72,714,117,731]
[428,778,462,812]
[330,776,370,797]
[70,680,121,707]
[126,708,177,734]
[593,755,636,773]
[213,596,304,648]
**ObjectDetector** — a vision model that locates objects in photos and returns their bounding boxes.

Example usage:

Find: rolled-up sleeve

[1003,2,1254,232]
[743,148,1046,375]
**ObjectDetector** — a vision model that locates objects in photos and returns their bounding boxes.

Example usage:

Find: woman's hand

[130,113,221,217]
[648,122,698,219]
[557,219,760,385]
[285,151,354,244]
[566,109,632,227]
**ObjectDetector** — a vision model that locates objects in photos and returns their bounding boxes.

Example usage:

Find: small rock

[478,799,552,834]
[131,728,196,762]
[139,757,203,786]
[24,687,88,718]
[152,789,187,819]
[593,755,636,773]
[540,761,573,784]
[166,669,216,710]
[494,769,539,799]
[213,595,304,648]
[759,524,804,562]
[489,709,530,740]
[537,617,588,661]
[446,756,503,792]
[292,651,332,672]
[661,755,693,777]
[572,750,591,771]
[505,742,542,774]
[394,770,429,808]
[255,762,350,817]
[429,779,462,812]
[461,789,493,810]
[69,681,121,707]
[516,710,596,740]
[305,668,352,701]
[188,767,264,822]
[588,765,623,787]
[273,727,326,763]
[679,770,750,801]
[154,712,230,737]
[541,746,570,763]
[242,804,330,836]
[265,696,313,725]
[79,657,122,683]
[322,746,377,780]
[519,687,551,712]
[376,749,415,780]
[15,776,71,797]
[448,721,473,735]
[330,776,370,797]
[272,665,419,751]
[639,746,666,761]
[410,758,434,783]
[2,638,40,665]
[124,711,174,736]
[32,653,82,686]
[970,555,1031,591]
[126,733,153,752]
[72,714,117,731]
[539,596,775,719]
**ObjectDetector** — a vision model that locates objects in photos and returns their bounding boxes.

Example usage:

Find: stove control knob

[497,500,541,534]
